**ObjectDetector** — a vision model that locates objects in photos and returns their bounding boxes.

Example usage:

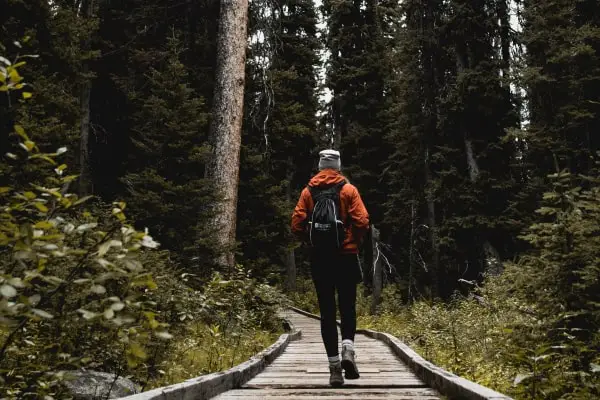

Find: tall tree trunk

[206,0,249,269]
[78,0,94,196]
[422,0,442,299]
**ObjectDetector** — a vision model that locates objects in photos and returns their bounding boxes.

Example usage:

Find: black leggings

[311,253,359,357]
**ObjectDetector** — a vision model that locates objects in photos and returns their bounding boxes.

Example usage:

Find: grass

[147,321,280,389]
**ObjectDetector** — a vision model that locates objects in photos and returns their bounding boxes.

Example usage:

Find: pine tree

[382,0,446,299]
[320,0,391,226]
[521,0,600,179]
[92,0,220,198]
[507,170,600,398]
[384,0,519,299]
[0,0,98,188]
[237,0,319,285]
[121,35,215,268]
[435,0,519,279]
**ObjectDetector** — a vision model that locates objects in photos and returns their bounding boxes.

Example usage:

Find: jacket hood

[309,169,346,187]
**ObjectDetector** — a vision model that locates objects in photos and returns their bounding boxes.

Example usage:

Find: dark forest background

[1,1,599,399]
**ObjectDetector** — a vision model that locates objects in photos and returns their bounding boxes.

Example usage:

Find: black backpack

[307,181,347,250]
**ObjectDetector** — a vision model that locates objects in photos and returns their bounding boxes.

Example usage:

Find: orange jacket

[291,169,370,254]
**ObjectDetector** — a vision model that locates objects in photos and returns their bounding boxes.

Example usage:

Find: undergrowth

[289,275,532,397]
[148,323,278,388]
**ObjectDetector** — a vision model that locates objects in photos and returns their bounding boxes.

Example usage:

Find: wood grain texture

[212,311,441,399]
[206,0,249,267]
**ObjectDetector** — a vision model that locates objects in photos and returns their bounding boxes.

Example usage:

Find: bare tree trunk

[424,147,441,298]
[78,0,94,196]
[408,200,416,304]
[465,139,480,181]
[422,0,442,299]
[206,0,249,269]
[362,224,374,297]
[370,225,382,315]
[284,168,296,292]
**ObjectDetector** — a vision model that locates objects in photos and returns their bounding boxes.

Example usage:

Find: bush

[146,265,288,388]
[357,279,533,395]
[0,52,172,398]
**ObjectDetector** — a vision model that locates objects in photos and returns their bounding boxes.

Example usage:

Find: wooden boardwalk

[213,311,442,399]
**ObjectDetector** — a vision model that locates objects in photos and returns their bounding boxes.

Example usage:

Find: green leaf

[154,331,173,340]
[34,221,54,229]
[90,284,106,294]
[8,277,25,288]
[32,308,54,319]
[103,308,115,319]
[513,373,533,386]
[0,284,17,298]
[129,342,147,359]
[14,124,28,139]
[34,202,49,213]
[77,309,97,320]
[73,195,93,206]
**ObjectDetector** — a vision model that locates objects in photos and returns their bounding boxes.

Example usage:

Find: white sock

[328,355,340,366]
[342,339,354,350]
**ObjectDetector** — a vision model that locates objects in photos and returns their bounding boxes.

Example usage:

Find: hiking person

[291,149,370,387]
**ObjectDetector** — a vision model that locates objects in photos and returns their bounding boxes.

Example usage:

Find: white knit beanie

[318,149,341,171]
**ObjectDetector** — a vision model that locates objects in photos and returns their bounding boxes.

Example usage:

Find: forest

[1,0,599,399]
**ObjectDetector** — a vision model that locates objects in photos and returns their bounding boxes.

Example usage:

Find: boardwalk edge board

[289,306,513,400]
[118,323,301,400]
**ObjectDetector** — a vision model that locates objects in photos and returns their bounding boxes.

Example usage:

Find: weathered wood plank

[215,388,441,396]
[243,381,429,389]
[208,310,436,398]
[215,391,440,400]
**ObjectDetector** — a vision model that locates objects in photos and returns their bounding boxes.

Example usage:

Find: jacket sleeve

[348,185,370,242]
[291,187,310,237]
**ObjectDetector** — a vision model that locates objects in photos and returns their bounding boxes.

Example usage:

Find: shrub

[0,51,170,399]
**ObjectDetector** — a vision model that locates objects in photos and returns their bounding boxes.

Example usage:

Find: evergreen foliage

[120,35,216,268]
[320,0,392,225]
[237,0,319,280]
[505,170,600,399]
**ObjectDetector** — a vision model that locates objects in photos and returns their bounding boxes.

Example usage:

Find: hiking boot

[341,345,360,379]
[329,363,344,387]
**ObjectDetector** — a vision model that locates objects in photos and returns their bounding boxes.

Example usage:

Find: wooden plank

[243,381,429,389]
[215,388,440,396]
[244,378,426,385]
[215,393,440,399]
[211,310,443,398]
[255,373,420,380]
